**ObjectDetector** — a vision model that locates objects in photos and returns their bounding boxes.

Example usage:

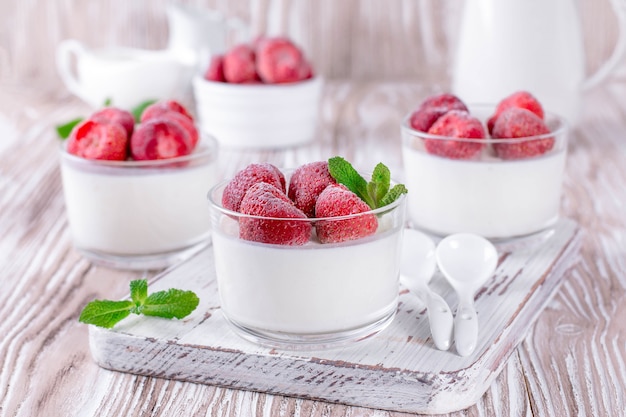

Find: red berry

[222,163,286,212]
[491,108,553,159]
[314,184,378,244]
[239,182,311,245]
[425,110,486,159]
[67,119,128,161]
[204,54,226,82]
[287,161,336,217]
[256,37,308,84]
[130,118,192,160]
[90,107,135,138]
[223,44,259,84]
[140,100,193,123]
[487,91,544,134]
[409,93,468,132]
[157,110,199,149]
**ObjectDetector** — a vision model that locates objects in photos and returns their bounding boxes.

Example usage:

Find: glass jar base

[222,307,397,351]
[75,238,211,271]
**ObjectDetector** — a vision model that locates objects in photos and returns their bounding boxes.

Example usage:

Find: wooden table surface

[1,80,626,416]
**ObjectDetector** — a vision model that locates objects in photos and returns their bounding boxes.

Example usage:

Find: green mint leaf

[140,289,200,319]
[131,99,157,123]
[367,163,391,208]
[380,184,408,207]
[78,300,134,328]
[55,117,83,140]
[328,156,376,209]
[130,279,148,306]
[103,98,112,106]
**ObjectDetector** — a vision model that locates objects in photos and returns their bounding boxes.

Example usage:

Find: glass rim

[59,134,218,168]
[401,103,569,144]
[208,177,406,223]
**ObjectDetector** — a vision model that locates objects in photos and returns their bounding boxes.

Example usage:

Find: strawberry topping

[90,107,135,138]
[130,118,192,160]
[256,37,308,84]
[425,110,486,159]
[222,163,286,212]
[314,184,378,244]
[487,91,544,134]
[287,161,336,217]
[67,119,128,161]
[239,182,311,245]
[223,44,259,84]
[409,93,468,132]
[140,100,194,123]
[203,54,226,82]
[492,108,554,159]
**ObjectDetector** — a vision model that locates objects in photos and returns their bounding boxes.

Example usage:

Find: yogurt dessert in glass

[401,92,568,240]
[59,101,218,269]
[208,159,407,349]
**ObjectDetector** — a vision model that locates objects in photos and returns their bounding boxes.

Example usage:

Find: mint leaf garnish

[78,300,134,329]
[328,157,375,208]
[55,117,83,140]
[131,99,157,123]
[140,289,199,319]
[79,279,199,329]
[130,279,148,306]
[328,156,407,209]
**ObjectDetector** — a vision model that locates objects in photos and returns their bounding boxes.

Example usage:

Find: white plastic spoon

[400,229,454,351]
[436,233,498,357]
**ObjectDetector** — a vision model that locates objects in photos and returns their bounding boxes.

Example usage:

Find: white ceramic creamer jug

[56,40,196,109]
[451,0,626,123]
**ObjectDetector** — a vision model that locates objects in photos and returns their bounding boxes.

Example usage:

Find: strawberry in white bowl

[207,157,407,349]
[59,100,218,270]
[401,91,569,239]
[193,36,322,149]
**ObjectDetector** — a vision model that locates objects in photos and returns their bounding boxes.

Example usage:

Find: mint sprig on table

[55,98,156,139]
[79,279,199,329]
[328,156,408,209]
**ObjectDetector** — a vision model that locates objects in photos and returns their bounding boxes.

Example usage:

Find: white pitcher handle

[583,0,626,90]
[56,39,89,101]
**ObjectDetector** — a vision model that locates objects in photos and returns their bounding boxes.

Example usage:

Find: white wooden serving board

[89,219,582,415]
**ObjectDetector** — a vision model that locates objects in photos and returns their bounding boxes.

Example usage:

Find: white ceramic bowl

[192,76,323,149]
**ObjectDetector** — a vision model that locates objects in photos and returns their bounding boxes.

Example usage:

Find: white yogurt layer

[402,147,566,238]
[61,158,216,256]
[212,219,402,334]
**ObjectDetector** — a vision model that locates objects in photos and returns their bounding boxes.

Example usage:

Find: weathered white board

[89,219,582,414]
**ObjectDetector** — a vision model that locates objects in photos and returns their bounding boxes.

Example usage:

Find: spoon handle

[425,291,454,351]
[454,298,478,357]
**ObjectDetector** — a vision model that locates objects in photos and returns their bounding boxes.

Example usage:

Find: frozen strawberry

[223,44,259,84]
[487,91,544,134]
[159,111,199,149]
[67,119,128,161]
[288,161,336,217]
[491,107,553,159]
[90,107,135,138]
[130,118,192,160]
[256,37,308,84]
[239,182,311,245]
[409,93,468,132]
[222,163,286,212]
[315,184,378,244]
[204,54,226,82]
[425,110,486,159]
[140,100,193,123]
